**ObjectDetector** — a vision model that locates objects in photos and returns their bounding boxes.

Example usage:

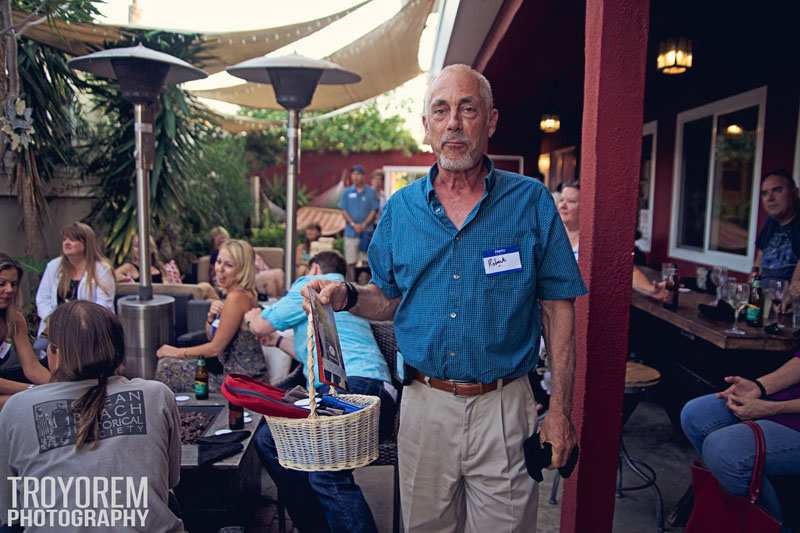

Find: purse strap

[743,420,767,504]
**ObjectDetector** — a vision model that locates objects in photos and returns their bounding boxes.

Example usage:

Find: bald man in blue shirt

[307,64,586,533]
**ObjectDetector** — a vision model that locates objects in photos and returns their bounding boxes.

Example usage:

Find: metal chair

[368,320,403,533]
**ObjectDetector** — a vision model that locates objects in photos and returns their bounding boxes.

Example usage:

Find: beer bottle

[194,358,209,400]
[663,265,680,311]
[228,402,244,430]
[746,268,764,327]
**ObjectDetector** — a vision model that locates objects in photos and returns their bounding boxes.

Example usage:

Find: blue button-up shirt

[261,273,390,388]
[368,158,587,383]
[339,185,380,238]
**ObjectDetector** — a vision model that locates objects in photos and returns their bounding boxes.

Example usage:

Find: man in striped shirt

[306,64,586,532]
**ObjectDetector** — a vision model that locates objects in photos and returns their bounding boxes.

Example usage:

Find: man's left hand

[539,410,576,469]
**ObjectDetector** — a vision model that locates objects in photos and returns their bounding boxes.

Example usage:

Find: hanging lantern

[657,38,693,75]
[538,153,551,176]
[540,114,560,133]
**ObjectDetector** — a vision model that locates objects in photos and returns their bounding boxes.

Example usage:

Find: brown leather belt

[413,370,520,396]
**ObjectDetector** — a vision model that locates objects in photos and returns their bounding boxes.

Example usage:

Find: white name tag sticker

[482,246,523,276]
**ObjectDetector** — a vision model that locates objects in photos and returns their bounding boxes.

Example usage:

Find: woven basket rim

[265,393,380,425]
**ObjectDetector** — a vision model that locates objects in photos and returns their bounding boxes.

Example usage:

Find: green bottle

[194,358,209,400]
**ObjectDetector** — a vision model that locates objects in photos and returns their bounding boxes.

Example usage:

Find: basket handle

[306,313,318,419]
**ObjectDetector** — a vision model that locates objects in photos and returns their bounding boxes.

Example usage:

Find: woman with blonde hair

[35,222,115,335]
[156,239,269,391]
[0,254,50,407]
[0,300,184,531]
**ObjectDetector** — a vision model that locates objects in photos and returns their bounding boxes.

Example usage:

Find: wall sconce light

[657,37,693,75]
[540,114,560,133]
[538,153,551,176]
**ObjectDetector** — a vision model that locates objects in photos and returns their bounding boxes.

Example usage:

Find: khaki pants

[398,376,539,533]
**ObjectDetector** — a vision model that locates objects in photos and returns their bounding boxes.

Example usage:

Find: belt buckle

[448,379,472,396]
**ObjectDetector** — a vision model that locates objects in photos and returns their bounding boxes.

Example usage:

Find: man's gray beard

[438,152,481,171]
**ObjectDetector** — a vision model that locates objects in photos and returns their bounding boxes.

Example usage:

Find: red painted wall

[646,82,800,277]
[257,150,436,196]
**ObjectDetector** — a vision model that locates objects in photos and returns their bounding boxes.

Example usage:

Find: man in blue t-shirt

[756,171,800,300]
[244,251,393,533]
[338,165,379,282]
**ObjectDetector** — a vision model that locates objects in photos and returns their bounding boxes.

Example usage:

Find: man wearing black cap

[338,164,379,281]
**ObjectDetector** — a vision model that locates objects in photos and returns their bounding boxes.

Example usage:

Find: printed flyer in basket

[308,290,348,390]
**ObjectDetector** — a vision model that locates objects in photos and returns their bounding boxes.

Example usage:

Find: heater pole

[134,102,153,301]
[284,108,300,291]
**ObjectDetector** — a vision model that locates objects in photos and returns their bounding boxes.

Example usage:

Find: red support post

[560,1,650,532]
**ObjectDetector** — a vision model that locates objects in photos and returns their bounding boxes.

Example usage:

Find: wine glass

[724,282,750,335]
[710,266,729,304]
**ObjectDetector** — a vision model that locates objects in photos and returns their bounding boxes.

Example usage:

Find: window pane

[677,116,713,249]
[637,134,654,242]
[708,106,759,256]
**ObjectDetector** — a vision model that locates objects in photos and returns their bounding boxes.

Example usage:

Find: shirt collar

[424,155,496,203]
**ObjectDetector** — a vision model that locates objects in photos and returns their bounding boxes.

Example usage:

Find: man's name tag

[482,246,523,276]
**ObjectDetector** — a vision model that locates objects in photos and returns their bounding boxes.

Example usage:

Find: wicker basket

[265,313,380,471]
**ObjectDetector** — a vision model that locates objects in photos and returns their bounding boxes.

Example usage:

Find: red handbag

[221,373,309,419]
[686,420,781,533]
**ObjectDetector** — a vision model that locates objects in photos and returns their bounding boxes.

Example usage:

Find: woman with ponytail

[0,301,184,532]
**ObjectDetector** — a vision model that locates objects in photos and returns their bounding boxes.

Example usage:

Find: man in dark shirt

[755,171,800,290]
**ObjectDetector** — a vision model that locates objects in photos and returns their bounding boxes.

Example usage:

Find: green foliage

[86,30,220,265]
[250,222,285,248]
[262,174,311,210]
[241,101,419,160]
[13,255,47,337]
[180,136,253,256]
[15,37,100,180]
[13,0,100,23]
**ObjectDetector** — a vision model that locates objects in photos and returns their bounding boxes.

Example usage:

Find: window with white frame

[636,121,658,252]
[669,86,766,273]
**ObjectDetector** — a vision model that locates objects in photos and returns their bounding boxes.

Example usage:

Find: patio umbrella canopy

[226,53,359,287]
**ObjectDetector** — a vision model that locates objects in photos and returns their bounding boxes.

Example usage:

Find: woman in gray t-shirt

[0,301,183,533]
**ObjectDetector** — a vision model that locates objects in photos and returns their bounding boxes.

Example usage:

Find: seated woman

[156,239,269,392]
[0,254,50,407]
[115,234,182,284]
[36,221,115,336]
[681,355,800,526]
[0,300,183,531]
[557,181,668,298]
[209,225,284,298]
[295,223,322,277]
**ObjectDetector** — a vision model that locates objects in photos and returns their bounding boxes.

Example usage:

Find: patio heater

[69,45,207,378]
[226,54,360,290]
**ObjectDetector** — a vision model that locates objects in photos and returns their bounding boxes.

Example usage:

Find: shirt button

[448,351,456,357]
[453,273,461,280]
[449,312,457,319]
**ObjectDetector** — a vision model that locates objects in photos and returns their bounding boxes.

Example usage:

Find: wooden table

[176,394,265,532]
[628,271,797,432]
[630,289,796,352]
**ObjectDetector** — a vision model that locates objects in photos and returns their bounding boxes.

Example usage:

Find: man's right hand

[717,375,761,401]
[301,280,348,313]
